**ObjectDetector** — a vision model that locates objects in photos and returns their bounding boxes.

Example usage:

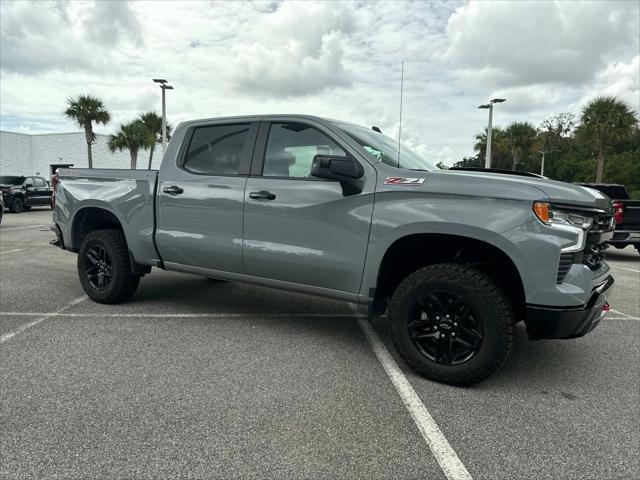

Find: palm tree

[108,120,154,169]
[64,95,111,168]
[139,112,173,170]
[578,96,637,182]
[504,122,539,170]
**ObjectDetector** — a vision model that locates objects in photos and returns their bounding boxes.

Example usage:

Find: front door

[243,120,375,294]
[156,121,258,274]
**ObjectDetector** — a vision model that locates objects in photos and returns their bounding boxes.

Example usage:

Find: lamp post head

[478,104,491,109]
[153,79,167,84]
[490,98,506,103]
[164,85,174,90]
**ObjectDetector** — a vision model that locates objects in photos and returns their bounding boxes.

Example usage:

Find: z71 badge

[384,177,426,185]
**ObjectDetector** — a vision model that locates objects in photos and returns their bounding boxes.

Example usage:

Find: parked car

[51,115,615,385]
[0,195,4,224]
[0,175,53,213]
[577,183,640,254]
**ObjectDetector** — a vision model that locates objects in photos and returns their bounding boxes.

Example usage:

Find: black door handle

[163,185,184,195]
[249,190,276,200]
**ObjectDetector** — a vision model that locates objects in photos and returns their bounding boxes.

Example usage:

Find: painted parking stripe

[610,265,640,274]
[0,248,26,255]
[0,224,47,231]
[358,318,473,480]
[609,308,639,319]
[0,296,86,344]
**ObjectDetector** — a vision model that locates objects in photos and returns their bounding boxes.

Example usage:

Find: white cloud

[444,0,639,88]
[0,0,638,166]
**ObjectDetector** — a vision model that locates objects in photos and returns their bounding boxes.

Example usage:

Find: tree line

[64,94,172,170]
[454,96,639,198]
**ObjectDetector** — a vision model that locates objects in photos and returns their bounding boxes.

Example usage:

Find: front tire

[10,197,24,213]
[388,264,514,386]
[78,229,140,304]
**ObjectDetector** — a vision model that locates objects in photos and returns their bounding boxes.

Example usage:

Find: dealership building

[0,130,158,178]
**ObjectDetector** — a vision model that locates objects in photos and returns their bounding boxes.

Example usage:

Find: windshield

[333,122,438,171]
[0,176,24,185]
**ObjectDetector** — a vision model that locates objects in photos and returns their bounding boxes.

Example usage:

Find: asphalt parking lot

[1,209,638,480]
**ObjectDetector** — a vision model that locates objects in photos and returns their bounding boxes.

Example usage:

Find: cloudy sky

[1,0,638,165]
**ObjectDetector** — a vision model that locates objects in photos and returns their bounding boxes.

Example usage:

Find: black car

[578,183,640,254]
[0,195,4,224]
[0,175,53,213]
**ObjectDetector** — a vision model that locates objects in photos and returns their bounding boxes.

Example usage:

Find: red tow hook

[603,303,610,312]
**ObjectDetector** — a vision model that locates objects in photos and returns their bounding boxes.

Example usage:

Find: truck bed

[54,168,161,266]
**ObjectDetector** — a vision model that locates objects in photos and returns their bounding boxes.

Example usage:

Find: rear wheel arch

[71,207,124,252]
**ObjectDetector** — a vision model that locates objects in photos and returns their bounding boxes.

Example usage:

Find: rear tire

[388,264,514,386]
[10,197,24,213]
[77,229,140,304]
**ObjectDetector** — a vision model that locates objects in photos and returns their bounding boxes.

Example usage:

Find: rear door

[156,120,259,274]
[243,119,375,294]
[33,177,50,205]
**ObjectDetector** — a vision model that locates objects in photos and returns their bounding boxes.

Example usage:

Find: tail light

[612,201,624,225]
[51,172,59,209]
[51,172,59,191]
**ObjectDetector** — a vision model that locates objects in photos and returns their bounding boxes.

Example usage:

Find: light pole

[477,98,506,168]
[153,78,174,157]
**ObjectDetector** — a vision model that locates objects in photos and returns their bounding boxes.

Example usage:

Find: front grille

[557,253,574,283]
[582,214,613,271]
[583,242,608,270]
[591,214,615,232]
[556,213,614,283]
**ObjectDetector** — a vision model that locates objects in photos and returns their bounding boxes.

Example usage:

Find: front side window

[34,178,46,187]
[263,123,346,178]
[183,124,251,175]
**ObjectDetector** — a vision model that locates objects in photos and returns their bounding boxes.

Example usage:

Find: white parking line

[358,318,473,480]
[0,296,86,344]
[609,309,640,320]
[0,248,26,255]
[610,265,640,274]
[0,224,47,231]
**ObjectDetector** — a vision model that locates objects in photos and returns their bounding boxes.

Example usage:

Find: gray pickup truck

[52,115,615,385]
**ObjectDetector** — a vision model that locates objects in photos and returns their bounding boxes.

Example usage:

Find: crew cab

[51,115,615,385]
[1,175,53,213]
[578,183,640,254]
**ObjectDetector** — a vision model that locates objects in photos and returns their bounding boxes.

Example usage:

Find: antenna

[397,60,404,168]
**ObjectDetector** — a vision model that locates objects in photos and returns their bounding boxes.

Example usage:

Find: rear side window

[263,123,346,178]
[34,178,46,187]
[183,124,251,175]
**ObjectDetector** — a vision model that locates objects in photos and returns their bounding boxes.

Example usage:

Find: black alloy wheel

[11,197,24,213]
[85,245,113,290]
[408,290,483,366]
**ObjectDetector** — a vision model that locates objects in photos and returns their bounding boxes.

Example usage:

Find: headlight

[533,201,593,253]
[533,202,593,229]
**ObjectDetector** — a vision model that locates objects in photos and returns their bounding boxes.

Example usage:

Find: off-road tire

[78,229,140,304]
[388,263,514,386]
[10,197,24,213]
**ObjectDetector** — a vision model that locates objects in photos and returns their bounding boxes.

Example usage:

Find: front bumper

[525,275,614,339]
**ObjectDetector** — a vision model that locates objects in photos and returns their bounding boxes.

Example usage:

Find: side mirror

[24,183,33,189]
[311,155,364,195]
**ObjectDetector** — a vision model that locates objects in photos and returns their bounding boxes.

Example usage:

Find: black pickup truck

[579,183,640,254]
[0,175,53,213]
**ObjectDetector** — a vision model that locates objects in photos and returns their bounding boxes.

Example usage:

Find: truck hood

[439,170,613,211]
